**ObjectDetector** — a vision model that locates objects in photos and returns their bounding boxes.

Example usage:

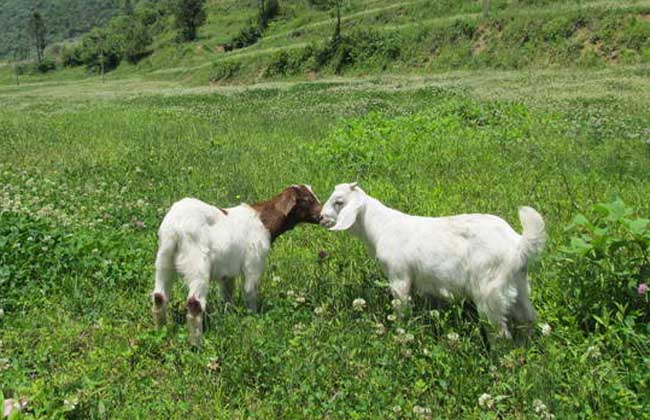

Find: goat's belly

[208,249,244,280]
[413,273,464,300]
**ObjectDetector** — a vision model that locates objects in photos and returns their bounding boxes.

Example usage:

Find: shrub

[34,57,57,73]
[558,199,650,330]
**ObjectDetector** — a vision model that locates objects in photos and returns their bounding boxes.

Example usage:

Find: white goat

[320,183,546,340]
[152,185,322,346]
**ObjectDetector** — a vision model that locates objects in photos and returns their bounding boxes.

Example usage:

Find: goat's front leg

[243,258,265,313]
[388,269,412,317]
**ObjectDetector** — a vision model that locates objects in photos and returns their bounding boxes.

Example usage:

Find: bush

[558,199,650,330]
[61,44,83,67]
[223,25,263,51]
[34,57,57,73]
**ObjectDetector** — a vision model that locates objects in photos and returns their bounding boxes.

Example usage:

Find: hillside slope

[0,0,122,58]
[2,0,650,85]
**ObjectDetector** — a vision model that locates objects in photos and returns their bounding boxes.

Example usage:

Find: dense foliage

[0,0,121,59]
[172,0,207,42]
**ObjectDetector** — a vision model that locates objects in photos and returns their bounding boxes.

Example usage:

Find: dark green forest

[0,0,122,58]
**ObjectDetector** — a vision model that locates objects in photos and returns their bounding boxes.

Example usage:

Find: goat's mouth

[320,218,335,228]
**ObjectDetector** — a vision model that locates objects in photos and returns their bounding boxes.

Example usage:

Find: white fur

[152,198,271,345]
[321,183,546,339]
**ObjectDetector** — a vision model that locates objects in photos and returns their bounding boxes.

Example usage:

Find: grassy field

[1,64,649,418]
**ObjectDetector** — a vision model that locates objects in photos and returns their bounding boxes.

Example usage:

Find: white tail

[517,206,546,265]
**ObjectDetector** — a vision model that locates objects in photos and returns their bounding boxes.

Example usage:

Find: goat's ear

[276,189,297,216]
[330,200,360,231]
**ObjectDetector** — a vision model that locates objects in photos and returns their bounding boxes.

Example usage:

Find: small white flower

[396,328,405,335]
[387,314,397,322]
[0,358,9,371]
[533,399,547,413]
[293,323,305,333]
[392,405,402,414]
[478,393,494,409]
[314,306,325,316]
[271,275,281,283]
[63,396,79,410]
[391,299,403,310]
[374,322,386,335]
[287,290,296,298]
[429,309,440,319]
[295,296,306,304]
[585,345,601,359]
[352,298,367,312]
[539,323,552,336]
[413,405,425,414]
[447,332,460,342]
[206,357,220,372]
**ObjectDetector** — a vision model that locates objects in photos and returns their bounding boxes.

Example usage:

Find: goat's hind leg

[152,239,176,328]
[181,253,210,347]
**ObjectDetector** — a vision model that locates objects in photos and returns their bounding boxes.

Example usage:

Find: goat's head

[283,184,322,225]
[320,182,365,231]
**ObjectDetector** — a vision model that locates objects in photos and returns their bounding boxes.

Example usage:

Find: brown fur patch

[153,292,166,305]
[251,185,322,242]
[187,296,202,316]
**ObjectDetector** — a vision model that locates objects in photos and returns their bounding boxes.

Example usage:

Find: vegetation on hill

[0,0,122,59]
[3,0,650,84]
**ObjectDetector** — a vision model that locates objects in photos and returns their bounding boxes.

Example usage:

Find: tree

[27,11,47,64]
[172,0,207,42]
[122,0,135,16]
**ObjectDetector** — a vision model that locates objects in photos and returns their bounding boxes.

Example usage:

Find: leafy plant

[558,199,650,330]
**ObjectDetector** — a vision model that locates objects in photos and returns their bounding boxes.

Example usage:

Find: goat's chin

[320,219,335,228]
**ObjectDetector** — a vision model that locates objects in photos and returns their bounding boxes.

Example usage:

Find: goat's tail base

[517,206,546,265]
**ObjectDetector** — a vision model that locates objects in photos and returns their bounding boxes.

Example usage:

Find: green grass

[1,65,649,418]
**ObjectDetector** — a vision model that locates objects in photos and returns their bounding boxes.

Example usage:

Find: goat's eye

[334,200,344,208]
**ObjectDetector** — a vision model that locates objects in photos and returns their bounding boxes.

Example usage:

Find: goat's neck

[351,196,393,250]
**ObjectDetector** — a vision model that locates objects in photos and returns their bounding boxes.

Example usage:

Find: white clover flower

[391,298,403,310]
[352,298,367,312]
[396,328,405,335]
[295,296,306,304]
[447,332,460,342]
[404,333,415,343]
[0,358,9,371]
[287,290,296,298]
[374,322,386,336]
[585,345,601,359]
[533,399,547,413]
[478,393,494,409]
[293,323,305,333]
[63,396,79,410]
[271,275,281,283]
[429,309,440,319]
[387,314,397,322]
[206,357,220,372]
[392,405,402,414]
[539,323,552,336]
[314,306,325,316]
